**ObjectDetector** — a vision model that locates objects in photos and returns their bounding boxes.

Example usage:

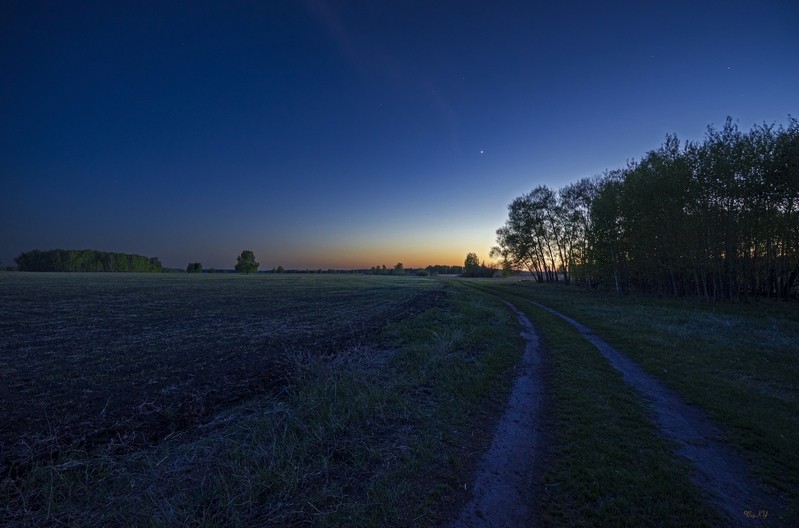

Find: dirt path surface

[451,301,545,528]
[526,299,781,527]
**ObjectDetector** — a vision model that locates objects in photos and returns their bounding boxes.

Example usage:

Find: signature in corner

[743,510,768,519]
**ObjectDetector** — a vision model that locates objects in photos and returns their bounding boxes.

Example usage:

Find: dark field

[0,273,442,475]
[4,272,798,526]
[0,272,525,526]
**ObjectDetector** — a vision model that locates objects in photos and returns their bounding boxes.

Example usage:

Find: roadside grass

[1,278,522,526]
[460,281,724,527]
[486,280,799,523]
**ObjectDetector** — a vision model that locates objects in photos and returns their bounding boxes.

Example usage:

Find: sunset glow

[2,2,797,269]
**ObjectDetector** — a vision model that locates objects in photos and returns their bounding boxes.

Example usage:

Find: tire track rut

[451,300,545,527]
[526,299,780,526]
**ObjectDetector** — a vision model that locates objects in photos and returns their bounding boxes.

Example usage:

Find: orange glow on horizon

[280,251,471,270]
[253,243,495,270]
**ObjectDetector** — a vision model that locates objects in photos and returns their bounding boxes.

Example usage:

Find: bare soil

[450,300,545,527]
[0,274,444,479]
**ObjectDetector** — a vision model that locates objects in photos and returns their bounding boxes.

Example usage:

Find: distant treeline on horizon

[14,249,163,272]
[10,249,468,275]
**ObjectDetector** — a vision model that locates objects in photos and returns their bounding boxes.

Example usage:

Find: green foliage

[186,262,202,273]
[496,117,799,300]
[14,249,162,272]
[492,181,597,284]
[370,264,390,275]
[234,250,259,273]
[371,263,411,275]
[464,252,480,274]
[586,119,799,300]
[462,252,496,277]
[425,264,463,276]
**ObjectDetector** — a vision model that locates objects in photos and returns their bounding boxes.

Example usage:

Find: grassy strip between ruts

[1,280,522,527]
[458,280,725,527]
[487,280,799,524]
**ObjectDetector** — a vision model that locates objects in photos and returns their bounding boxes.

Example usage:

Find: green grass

[478,279,799,524]
[1,274,522,526]
[458,280,724,526]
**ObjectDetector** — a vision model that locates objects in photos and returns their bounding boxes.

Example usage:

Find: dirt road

[450,301,545,527]
[451,296,780,527]
[526,299,780,527]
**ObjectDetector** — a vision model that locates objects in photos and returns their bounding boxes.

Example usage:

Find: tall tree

[235,250,259,274]
[491,191,548,282]
[558,177,598,284]
[464,252,481,276]
[497,116,798,300]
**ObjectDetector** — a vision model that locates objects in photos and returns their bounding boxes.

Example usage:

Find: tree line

[15,249,163,272]
[462,252,496,277]
[492,117,799,301]
[369,263,406,275]
[425,264,463,275]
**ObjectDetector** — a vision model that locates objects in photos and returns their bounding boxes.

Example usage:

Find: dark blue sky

[2,1,798,269]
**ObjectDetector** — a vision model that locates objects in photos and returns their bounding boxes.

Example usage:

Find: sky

[2,0,798,270]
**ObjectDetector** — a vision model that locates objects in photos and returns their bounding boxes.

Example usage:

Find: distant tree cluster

[186,262,203,273]
[425,264,464,275]
[461,252,496,277]
[493,117,799,300]
[15,249,163,272]
[369,263,406,275]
